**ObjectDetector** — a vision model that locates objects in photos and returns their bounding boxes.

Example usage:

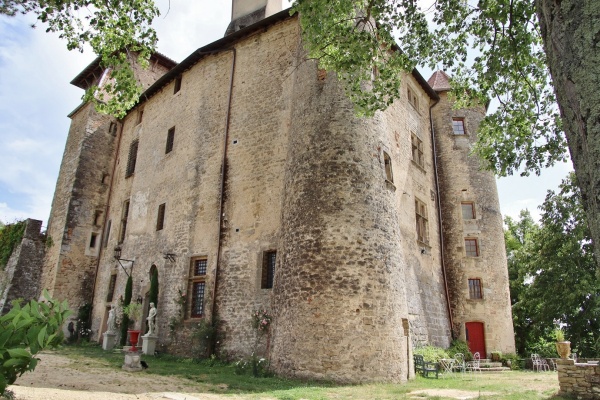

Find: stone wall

[0,219,46,313]
[557,359,600,399]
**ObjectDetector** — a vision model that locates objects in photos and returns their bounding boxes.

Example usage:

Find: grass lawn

[56,345,565,400]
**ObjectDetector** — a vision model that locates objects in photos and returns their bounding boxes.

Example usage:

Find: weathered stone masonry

[42,3,515,383]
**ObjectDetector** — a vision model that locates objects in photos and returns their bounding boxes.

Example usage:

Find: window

[411,132,424,168]
[415,199,429,244]
[452,118,466,135]
[261,251,276,289]
[461,202,475,219]
[137,108,144,125]
[165,127,175,154]
[174,75,182,94]
[156,203,166,231]
[407,87,419,109]
[468,278,483,299]
[383,152,393,182]
[465,238,479,257]
[93,210,102,226]
[125,140,139,178]
[119,200,130,244]
[109,122,117,136]
[188,258,207,318]
[106,274,117,302]
[101,173,109,184]
[103,220,111,248]
[89,233,98,248]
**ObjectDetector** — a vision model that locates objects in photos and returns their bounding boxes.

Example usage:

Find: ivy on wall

[0,220,26,269]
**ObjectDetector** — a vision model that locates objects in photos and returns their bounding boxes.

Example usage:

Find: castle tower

[269,57,415,382]
[226,0,282,35]
[41,54,176,317]
[429,71,515,356]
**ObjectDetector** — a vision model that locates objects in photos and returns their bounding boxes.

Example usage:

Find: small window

[101,173,109,184]
[156,203,166,231]
[407,87,419,110]
[452,118,466,135]
[461,202,475,220]
[415,199,429,244]
[411,132,424,168]
[103,220,111,248]
[109,122,117,136]
[188,258,207,318]
[465,238,479,257]
[89,233,98,248]
[383,152,393,182]
[93,210,102,226]
[468,278,483,299]
[261,251,276,289]
[119,200,130,244]
[106,274,117,302]
[125,140,139,178]
[174,75,182,94]
[137,108,144,125]
[165,127,175,154]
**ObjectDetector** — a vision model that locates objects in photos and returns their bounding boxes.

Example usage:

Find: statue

[107,305,117,333]
[146,302,157,336]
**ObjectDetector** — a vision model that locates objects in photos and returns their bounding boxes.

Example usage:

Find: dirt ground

[7,353,559,400]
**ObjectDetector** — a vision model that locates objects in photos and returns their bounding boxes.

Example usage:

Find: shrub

[447,339,473,361]
[501,353,522,370]
[192,318,218,359]
[234,353,271,377]
[0,221,26,269]
[414,345,448,362]
[0,291,71,395]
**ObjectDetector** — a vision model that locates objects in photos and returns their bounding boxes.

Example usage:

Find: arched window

[383,152,393,182]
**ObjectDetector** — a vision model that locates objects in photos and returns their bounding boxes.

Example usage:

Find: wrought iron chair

[466,351,481,373]
[453,353,466,374]
[531,353,551,372]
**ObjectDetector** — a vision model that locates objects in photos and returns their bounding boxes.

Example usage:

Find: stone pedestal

[102,331,117,351]
[122,351,143,372]
[141,334,157,355]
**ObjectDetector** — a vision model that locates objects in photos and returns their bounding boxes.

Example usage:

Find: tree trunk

[535,0,600,268]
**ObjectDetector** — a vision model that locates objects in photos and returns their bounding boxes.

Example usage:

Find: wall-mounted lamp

[163,252,176,262]
[114,245,135,277]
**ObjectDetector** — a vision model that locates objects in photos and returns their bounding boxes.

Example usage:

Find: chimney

[226,0,282,35]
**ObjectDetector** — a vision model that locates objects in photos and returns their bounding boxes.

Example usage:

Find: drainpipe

[429,99,455,336]
[211,48,237,322]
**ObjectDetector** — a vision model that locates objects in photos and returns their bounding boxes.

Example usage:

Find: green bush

[501,353,522,370]
[0,221,26,269]
[192,318,218,359]
[447,339,473,361]
[234,353,271,377]
[0,291,71,395]
[413,345,448,362]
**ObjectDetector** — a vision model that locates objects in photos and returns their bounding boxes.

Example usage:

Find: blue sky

[0,0,572,228]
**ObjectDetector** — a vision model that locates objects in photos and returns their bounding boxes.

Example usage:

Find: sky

[0,0,573,228]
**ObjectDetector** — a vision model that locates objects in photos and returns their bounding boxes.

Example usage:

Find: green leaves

[2,0,159,118]
[294,0,564,175]
[0,291,71,395]
[506,173,600,356]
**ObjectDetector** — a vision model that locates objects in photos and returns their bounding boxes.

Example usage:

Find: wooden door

[465,322,486,356]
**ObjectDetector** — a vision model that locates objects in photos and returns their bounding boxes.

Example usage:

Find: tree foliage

[292,0,565,176]
[0,220,26,270]
[506,173,600,357]
[1,0,159,117]
[0,290,71,395]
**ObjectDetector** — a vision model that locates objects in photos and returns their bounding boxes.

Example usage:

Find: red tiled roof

[427,70,452,92]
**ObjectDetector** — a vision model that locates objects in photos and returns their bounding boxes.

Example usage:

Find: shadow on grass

[59,343,340,398]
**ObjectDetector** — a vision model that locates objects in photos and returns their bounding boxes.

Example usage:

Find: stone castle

[40,0,515,382]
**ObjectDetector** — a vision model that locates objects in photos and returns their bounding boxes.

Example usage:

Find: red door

[465,322,486,357]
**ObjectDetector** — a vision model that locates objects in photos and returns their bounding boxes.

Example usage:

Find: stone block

[122,351,143,372]
[141,334,157,355]
[102,332,117,351]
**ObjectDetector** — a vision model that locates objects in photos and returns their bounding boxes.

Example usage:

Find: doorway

[465,322,486,356]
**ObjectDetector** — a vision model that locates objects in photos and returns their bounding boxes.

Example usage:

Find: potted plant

[554,328,571,359]
[491,351,502,362]
[123,302,143,351]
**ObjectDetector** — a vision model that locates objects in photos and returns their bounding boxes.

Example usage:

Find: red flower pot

[128,329,141,352]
